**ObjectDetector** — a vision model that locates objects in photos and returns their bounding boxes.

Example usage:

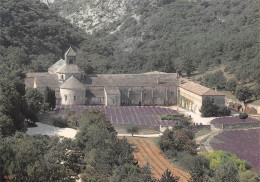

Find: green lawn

[195,129,212,139]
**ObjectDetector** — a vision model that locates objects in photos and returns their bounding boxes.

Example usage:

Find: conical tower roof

[60,76,85,89]
[65,47,76,56]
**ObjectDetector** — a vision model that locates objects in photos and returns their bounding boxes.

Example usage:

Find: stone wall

[86,87,105,105]
[211,121,260,130]
[179,88,202,115]
[60,88,85,105]
[120,85,177,106]
[202,95,225,107]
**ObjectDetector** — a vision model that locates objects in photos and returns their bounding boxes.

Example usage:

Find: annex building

[179,81,225,115]
[25,48,180,106]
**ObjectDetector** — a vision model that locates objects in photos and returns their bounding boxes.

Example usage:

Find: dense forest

[46,0,259,85]
[0,0,259,181]
[0,0,87,72]
[1,0,259,85]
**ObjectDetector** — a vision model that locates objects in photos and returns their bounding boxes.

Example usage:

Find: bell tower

[65,47,76,65]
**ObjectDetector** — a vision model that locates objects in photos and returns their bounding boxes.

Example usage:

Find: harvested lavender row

[210,129,260,172]
[55,105,178,127]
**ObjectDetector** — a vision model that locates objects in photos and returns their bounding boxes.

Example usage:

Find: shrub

[239,113,248,122]
[225,78,238,93]
[201,97,231,117]
[202,150,251,172]
[217,106,231,116]
[196,77,202,81]
[52,116,68,128]
[160,113,185,120]
[126,125,139,136]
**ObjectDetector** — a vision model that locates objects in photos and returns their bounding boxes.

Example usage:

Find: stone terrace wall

[211,121,260,130]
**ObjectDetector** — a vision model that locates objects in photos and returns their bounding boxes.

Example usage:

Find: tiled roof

[83,73,178,87]
[105,87,120,95]
[143,71,169,74]
[25,77,34,88]
[86,90,105,97]
[48,59,84,74]
[56,64,84,74]
[65,47,76,56]
[60,76,85,89]
[34,74,60,88]
[180,82,225,96]
[48,59,65,73]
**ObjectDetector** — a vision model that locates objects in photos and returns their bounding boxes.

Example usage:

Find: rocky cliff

[40,0,154,33]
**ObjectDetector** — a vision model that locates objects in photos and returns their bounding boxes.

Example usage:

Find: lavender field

[210,129,260,172]
[211,116,258,124]
[55,105,178,127]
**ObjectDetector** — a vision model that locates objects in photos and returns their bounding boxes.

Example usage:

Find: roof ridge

[65,47,76,56]
[60,75,85,89]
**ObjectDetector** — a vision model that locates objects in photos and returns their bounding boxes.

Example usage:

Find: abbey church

[26,47,180,106]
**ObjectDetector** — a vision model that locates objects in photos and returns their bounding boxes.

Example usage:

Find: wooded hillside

[1,0,259,85]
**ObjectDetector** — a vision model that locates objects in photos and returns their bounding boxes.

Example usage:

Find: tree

[159,169,179,182]
[239,170,260,182]
[225,78,238,93]
[0,63,27,135]
[159,128,197,157]
[239,112,248,122]
[44,86,56,110]
[236,86,252,104]
[109,163,139,182]
[202,150,251,172]
[126,125,139,136]
[213,161,239,182]
[25,88,44,122]
[0,113,13,137]
[200,97,231,117]
[252,86,260,100]
[179,154,211,182]
[203,70,227,90]
[0,133,74,181]
[175,58,195,77]
[200,97,219,117]
[198,60,209,76]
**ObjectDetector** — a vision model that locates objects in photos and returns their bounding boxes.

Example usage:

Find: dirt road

[127,137,191,181]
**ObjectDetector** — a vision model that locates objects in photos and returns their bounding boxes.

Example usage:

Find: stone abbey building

[26,47,180,106]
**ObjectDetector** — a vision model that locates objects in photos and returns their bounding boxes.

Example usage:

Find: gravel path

[27,123,162,138]
[27,123,77,139]
[170,106,215,125]
[118,133,162,137]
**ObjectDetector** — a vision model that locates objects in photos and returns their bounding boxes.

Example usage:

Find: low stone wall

[211,121,260,130]
[223,121,260,130]
[211,124,223,130]
[186,125,211,132]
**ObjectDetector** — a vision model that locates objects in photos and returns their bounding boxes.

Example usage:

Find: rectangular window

[74,96,76,101]
[65,95,67,101]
